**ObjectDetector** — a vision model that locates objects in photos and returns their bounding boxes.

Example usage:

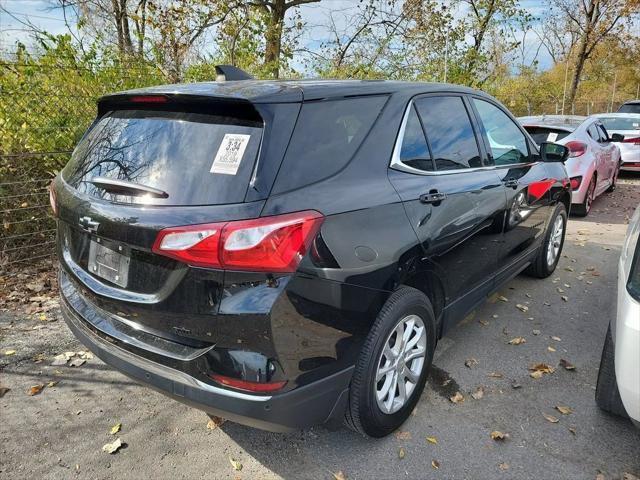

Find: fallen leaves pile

[0,259,59,317]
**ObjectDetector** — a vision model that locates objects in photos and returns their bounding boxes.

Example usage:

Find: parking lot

[1,173,639,480]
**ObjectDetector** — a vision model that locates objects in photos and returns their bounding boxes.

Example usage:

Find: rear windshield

[618,103,640,114]
[597,117,640,131]
[523,126,571,145]
[272,95,388,194]
[63,110,262,206]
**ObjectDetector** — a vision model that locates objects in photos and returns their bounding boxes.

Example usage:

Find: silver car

[596,204,640,426]
[519,115,621,216]
[593,113,640,172]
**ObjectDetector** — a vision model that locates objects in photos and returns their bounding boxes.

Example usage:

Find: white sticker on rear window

[210,134,250,175]
[547,132,558,142]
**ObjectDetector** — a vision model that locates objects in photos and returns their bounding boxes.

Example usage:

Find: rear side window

[587,123,601,141]
[63,110,262,206]
[400,106,434,172]
[414,96,482,170]
[272,96,387,193]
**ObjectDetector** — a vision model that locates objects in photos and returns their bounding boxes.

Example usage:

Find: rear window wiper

[89,177,169,199]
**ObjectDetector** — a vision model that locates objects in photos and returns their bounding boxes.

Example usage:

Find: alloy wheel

[547,214,564,267]
[375,314,427,414]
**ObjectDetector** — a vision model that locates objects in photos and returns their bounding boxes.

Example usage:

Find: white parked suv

[596,204,640,425]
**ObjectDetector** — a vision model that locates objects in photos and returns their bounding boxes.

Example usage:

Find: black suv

[53,78,571,437]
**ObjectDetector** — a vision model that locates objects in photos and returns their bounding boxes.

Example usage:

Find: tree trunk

[566,0,598,106]
[264,0,285,78]
[120,0,134,54]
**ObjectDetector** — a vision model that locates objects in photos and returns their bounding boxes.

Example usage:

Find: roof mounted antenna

[215,65,254,82]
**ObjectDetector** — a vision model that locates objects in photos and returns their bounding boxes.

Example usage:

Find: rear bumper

[60,276,353,433]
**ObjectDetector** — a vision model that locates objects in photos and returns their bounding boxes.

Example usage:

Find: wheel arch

[399,268,446,337]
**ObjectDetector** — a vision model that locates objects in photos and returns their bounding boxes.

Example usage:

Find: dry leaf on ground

[398,447,406,459]
[69,358,86,367]
[623,473,640,480]
[548,346,556,352]
[431,460,440,470]
[28,384,44,396]
[509,336,526,345]
[449,392,464,404]
[559,359,576,370]
[207,416,226,429]
[426,436,438,445]
[464,358,478,368]
[529,363,555,379]
[102,438,123,454]
[490,431,509,440]
[551,336,562,341]
[479,319,489,326]
[229,457,243,471]
[498,295,508,302]
[395,431,411,440]
[110,423,121,435]
[516,304,529,312]
[543,413,560,423]
[499,462,510,471]
[471,386,484,400]
[555,405,573,415]
[333,471,347,480]
[0,386,10,398]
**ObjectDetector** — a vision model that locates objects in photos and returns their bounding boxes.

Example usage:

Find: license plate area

[88,239,130,288]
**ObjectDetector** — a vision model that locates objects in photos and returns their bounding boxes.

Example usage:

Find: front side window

[414,96,482,170]
[587,123,601,141]
[399,106,434,172]
[596,124,610,142]
[473,99,529,166]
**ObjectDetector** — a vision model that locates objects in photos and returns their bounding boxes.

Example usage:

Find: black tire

[344,286,437,437]
[573,175,596,217]
[595,325,628,418]
[526,202,567,278]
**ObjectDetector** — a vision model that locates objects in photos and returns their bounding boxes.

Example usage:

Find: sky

[0,0,555,72]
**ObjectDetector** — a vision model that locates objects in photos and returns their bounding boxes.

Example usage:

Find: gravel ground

[1,173,639,480]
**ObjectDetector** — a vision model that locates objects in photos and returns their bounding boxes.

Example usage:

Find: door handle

[419,191,447,204]
[503,178,518,188]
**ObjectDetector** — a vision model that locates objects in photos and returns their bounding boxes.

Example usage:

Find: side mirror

[539,142,569,163]
[610,133,625,142]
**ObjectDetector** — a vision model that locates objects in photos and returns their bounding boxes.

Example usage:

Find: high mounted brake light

[152,211,324,272]
[129,95,168,104]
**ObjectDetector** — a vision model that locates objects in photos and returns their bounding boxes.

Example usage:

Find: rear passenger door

[470,97,554,279]
[388,94,506,323]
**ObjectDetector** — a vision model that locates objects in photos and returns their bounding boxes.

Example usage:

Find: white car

[593,113,640,172]
[596,205,640,425]
[519,115,621,216]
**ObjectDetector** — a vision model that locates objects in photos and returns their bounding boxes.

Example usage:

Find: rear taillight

[622,136,640,145]
[209,374,287,393]
[565,141,587,157]
[48,182,58,217]
[570,176,582,190]
[152,210,324,272]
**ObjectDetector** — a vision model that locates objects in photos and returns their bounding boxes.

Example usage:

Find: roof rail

[215,65,254,82]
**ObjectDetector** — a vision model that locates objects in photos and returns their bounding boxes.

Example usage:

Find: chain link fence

[0,49,163,271]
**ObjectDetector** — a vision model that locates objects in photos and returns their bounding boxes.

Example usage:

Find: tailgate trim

[61,240,186,304]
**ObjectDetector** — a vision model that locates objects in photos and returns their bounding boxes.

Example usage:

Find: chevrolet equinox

[53,77,571,437]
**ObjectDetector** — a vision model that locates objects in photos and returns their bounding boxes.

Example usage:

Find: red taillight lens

[152,210,324,272]
[565,141,587,157]
[622,136,640,145]
[129,95,168,104]
[570,176,582,190]
[48,182,58,217]
[210,374,287,393]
